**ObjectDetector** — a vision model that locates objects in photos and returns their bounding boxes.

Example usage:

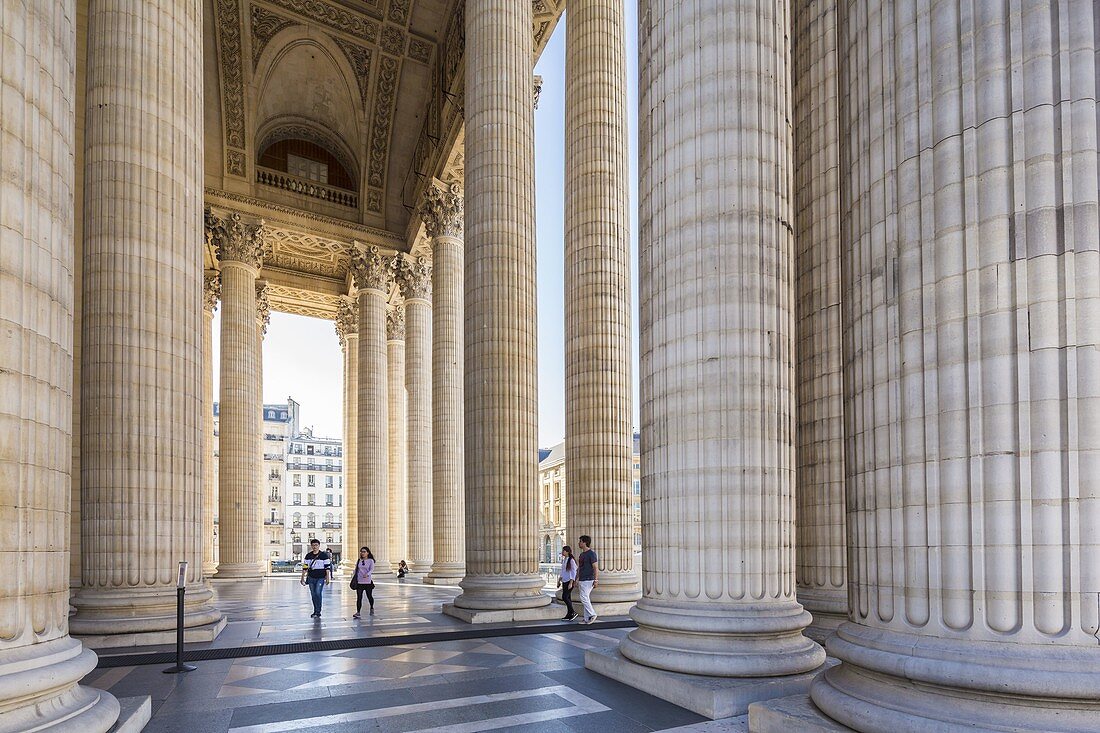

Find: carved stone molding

[332,37,373,109]
[335,295,359,343]
[256,281,272,333]
[396,255,432,302]
[250,4,297,67]
[215,0,246,172]
[203,272,222,312]
[367,54,400,207]
[351,244,394,292]
[386,302,406,340]
[208,210,266,269]
[420,181,463,240]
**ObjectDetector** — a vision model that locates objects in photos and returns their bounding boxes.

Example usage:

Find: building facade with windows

[285,428,345,564]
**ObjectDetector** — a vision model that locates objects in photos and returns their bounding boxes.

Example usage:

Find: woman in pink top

[352,546,375,618]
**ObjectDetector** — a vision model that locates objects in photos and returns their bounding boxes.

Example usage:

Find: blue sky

[215,5,641,447]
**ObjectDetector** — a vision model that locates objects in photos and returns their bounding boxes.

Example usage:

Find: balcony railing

[256,167,358,208]
[321,522,341,529]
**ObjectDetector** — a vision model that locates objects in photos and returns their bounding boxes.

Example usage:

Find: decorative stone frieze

[420,181,464,240]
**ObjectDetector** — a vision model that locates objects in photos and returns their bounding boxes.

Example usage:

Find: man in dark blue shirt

[576,535,599,624]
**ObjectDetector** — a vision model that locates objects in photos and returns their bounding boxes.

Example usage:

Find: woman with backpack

[557,545,578,621]
[351,546,376,618]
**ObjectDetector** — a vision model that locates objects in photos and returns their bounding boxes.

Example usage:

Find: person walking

[576,535,599,624]
[352,546,376,618]
[558,545,578,621]
[300,539,332,618]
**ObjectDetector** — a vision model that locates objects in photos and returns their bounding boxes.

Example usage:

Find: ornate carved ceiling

[205,0,564,319]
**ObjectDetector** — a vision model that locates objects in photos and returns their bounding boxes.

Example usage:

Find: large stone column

[386,301,408,570]
[791,0,846,641]
[71,0,226,644]
[563,0,638,606]
[336,296,359,571]
[352,245,393,574]
[255,280,270,572]
[203,272,221,576]
[422,182,466,585]
[0,1,120,727]
[446,0,551,619]
[210,212,265,580]
[398,256,434,577]
[797,2,1100,730]
[585,0,824,719]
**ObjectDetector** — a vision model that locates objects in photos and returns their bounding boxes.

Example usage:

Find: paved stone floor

[82,579,746,732]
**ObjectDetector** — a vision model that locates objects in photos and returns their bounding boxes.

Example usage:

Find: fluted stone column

[586,0,824,718]
[71,0,225,644]
[255,280,270,572]
[398,256,434,577]
[791,0,846,641]
[0,1,120,727]
[799,2,1100,730]
[563,0,638,606]
[352,245,393,574]
[386,302,408,570]
[422,182,466,585]
[336,296,359,571]
[447,0,551,618]
[210,212,265,580]
[203,272,221,577]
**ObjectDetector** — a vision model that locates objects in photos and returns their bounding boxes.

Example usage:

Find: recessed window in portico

[257,139,355,191]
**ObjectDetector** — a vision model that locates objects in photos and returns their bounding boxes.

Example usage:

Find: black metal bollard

[163,561,196,674]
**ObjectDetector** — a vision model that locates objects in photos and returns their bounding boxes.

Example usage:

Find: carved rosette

[203,272,221,313]
[209,210,265,270]
[396,255,432,302]
[350,244,394,292]
[420,182,464,240]
[334,296,359,345]
[386,303,406,341]
[255,281,271,335]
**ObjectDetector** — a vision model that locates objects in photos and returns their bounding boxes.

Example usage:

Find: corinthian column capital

[255,280,271,335]
[420,182,464,240]
[350,244,394,292]
[203,271,221,313]
[386,302,406,341]
[396,255,433,302]
[335,295,359,346]
[208,210,265,270]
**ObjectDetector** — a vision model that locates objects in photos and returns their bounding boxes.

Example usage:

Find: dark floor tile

[544,669,705,730]
[143,708,233,733]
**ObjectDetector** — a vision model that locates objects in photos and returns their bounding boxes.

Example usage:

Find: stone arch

[255,115,360,189]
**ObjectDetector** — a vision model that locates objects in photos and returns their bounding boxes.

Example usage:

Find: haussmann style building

[2,0,1098,731]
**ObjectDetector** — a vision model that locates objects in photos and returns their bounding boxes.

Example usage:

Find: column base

[585,647,833,720]
[76,615,228,650]
[451,573,551,611]
[424,562,465,585]
[748,693,851,732]
[620,599,825,677]
[797,587,847,645]
[70,583,227,648]
[585,568,641,605]
[811,623,1100,733]
[201,562,218,578]
[110,696,153,733]
[442,602,564,624]
[211,561,265,580]
[0,636,121,733]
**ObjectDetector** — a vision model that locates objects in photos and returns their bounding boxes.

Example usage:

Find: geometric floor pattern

[81,581,747,732]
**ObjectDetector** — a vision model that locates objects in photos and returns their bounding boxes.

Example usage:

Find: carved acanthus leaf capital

[350,244,394,292]
[203,272,221,312]
[386,302,406,341]
[396,255,433,301]
[419,182,464,240]
[255,281,271,334]
[335,296,359,345]
[208,209,266,269]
